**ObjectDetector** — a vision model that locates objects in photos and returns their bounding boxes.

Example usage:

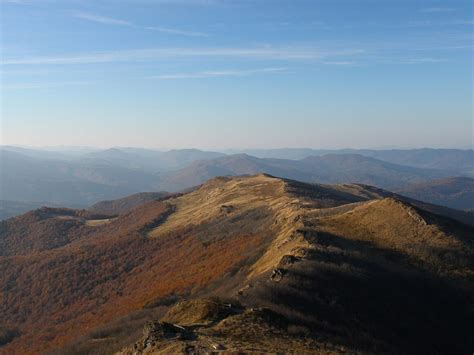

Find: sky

[0,0,473,149]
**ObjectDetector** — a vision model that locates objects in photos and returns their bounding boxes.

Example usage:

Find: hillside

[0,175,472,354]
[0,208,110,256]
[157,153,451,192]
[89,192,171,215]
[229,148,474,176]
[156,154,307,192]
[365,148,474,176]
[2,147,469,212]
[300,154,449,188]
[396,177,474,210]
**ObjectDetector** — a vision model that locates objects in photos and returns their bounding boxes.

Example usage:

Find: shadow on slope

[243,230,473,354]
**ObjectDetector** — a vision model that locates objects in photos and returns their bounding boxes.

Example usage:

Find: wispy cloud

[373,57,448,65]
[406,19,474,27]
[73,12,132,26]
[145,26,208,37]
[321,61,358,66]
[421,7,457,13]
[73,11,209,37]
[1,47,361,66]
[402,57,448,64]
[153,67,286,79]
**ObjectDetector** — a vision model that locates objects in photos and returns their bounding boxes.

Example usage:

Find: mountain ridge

[1,174,472,354]
[2,147,472,215]
[157,153,453,192]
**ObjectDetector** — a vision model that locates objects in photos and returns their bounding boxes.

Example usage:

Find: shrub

[0,327,20,346]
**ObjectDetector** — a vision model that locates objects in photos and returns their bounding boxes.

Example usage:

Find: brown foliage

[0,200,272,354]
[88,192,173,216]
[0,208,109,256]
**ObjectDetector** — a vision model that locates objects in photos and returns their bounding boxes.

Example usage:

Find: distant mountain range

[156,153,453,192]
[0,149,158,207]
[79,147,225,172]
[2,146,225,172]
[1,146,473,218]
[225,148,474,176]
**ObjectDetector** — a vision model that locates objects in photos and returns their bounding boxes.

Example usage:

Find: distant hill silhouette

[156,153,452,192]
[0,200,59,221]
[0,149,158,206]
[227,148,474,176]
[1,147,472,214]
[396,177,474,210]
[79,148,225,172]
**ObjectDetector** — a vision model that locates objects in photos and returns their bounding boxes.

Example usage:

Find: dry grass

[148,175,288,238]
[315,197,473,277]
[84,218,116,227]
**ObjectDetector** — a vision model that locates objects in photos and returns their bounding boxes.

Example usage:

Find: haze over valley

[1,146,473,219]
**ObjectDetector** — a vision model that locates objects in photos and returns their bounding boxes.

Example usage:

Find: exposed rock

[277,254,300,268]
[270,268,286,282]
[294,228,319,243]
[163,299,242,326]
[388,198,428,226]
[143,321,190,343]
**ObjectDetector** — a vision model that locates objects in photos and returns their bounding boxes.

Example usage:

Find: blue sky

[1,0,472,149]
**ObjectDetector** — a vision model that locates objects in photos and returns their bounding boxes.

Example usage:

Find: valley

[1,147,473,220]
